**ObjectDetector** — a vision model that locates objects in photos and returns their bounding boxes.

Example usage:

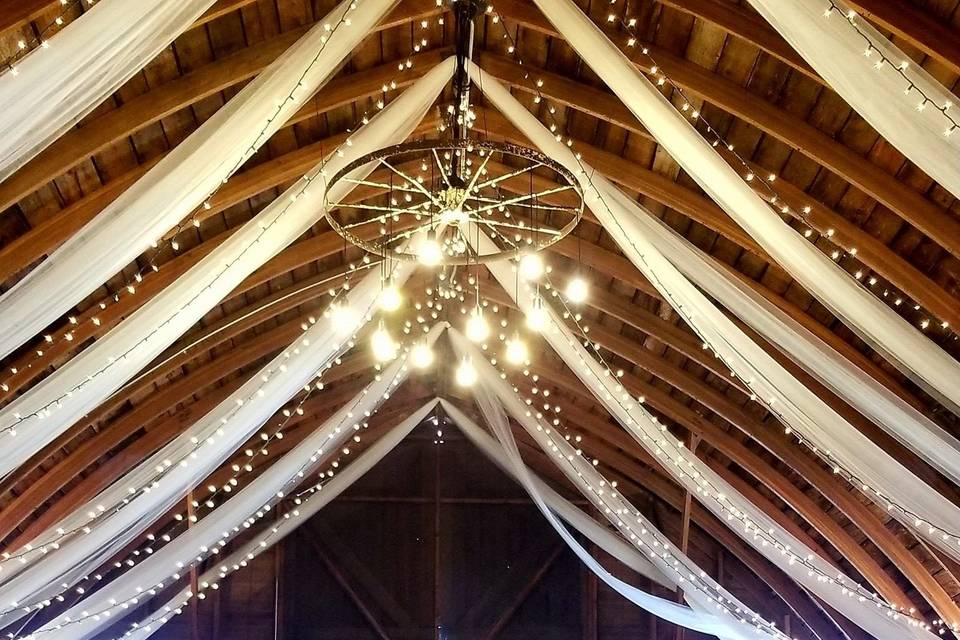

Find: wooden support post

[582,542,598,640]
[674,435,700,640]
[187,493,201,640]
[274,507,285,640]
[434,437,442,640]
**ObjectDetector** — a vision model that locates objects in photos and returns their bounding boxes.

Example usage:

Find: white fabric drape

[117,399,442,640]
[529,0,960,417]
[745,0,960,201]
[468,237,933,639]
[444,337,781,640]
[470,60,960,569]
[0,0,217,182]
[0,58,454,481]
[0,0,401,363]
[0,281,441,628]
[26,336,441,640]
[115,401,675,640]
[623,198,960,488]
[446,403,671,589]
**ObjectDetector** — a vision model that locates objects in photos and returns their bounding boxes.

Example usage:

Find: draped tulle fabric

[529,0,960,417]
[745,0,960,201]
[26,338,442,640]
[619,195,960,488]
[0,0,217,182]
[0,59,454,481]
[118,402,676,640]
[467,231,934,639]
[443,339,778,640]
[0,0,402,363]
[0,272,440,627]
[120,399,443,640]
[469,59,960,571]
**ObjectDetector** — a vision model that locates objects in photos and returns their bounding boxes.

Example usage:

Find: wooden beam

[0,0,56,36]
[481,543,566,640]
[656,0,818,80]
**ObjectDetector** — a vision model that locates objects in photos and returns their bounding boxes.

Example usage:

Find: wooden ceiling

[0,0,959,638]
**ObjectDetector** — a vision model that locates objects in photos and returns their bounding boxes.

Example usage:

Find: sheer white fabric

[120,399,442,640]
[529,0,960,417]
[0,0,217,182]
[443,402,671,588]
[26,336,441,640]
[0,59,454,481]
[0,0,401,362]
[118,399,678,640]
[620,197,960,488]
[445,337,781,640]
[0,275,441,626]
[746,0,960,201]
[471,60,960,571]
[468,235,933,639]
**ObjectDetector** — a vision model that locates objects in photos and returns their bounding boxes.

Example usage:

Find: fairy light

[0,282,397,612]
[483,10,960,618]
[452,332,790,638]
[0,0,85,77]
[601,0,956,338]
[104,410,449,640]
[1,256,440,590]
[824,0,959,137]
[7,330,428,633]
[0,80,426,433]
[508,282,940,631]
[0,4,426,402]
[8,298,438,622]
[0,268,376,563]
[490,1,955,341]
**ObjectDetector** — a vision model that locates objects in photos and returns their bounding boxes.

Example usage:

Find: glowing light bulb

[370,325,397,362]
[328,303,358,335]
[526,296,549,332]
[465,308,490,342]
[418,231,442,266]
[455,358,477,387]
[379,282,402,312]
[440,206,467,224]
[410,342,434,369]
[518,253,544,280]
[565,276,588,303]
[505,336,529,365]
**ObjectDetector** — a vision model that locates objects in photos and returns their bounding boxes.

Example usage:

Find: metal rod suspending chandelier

[323,0,585,266]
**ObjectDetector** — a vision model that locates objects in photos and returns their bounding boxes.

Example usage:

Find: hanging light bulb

[440,205,467,225]
[565,275,588,304]
[465,307,490,342]
[379,280,402,312]
[526,295,549,332]
[455,358,477,387]
[518,252,544,280]
[327,302,359,335]
[410,342,434,369]
[370,323,397,362]
[418,230,442,266]
[505,335,529,365]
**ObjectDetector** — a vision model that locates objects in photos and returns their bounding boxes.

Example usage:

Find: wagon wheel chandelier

[323,0,585,267]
